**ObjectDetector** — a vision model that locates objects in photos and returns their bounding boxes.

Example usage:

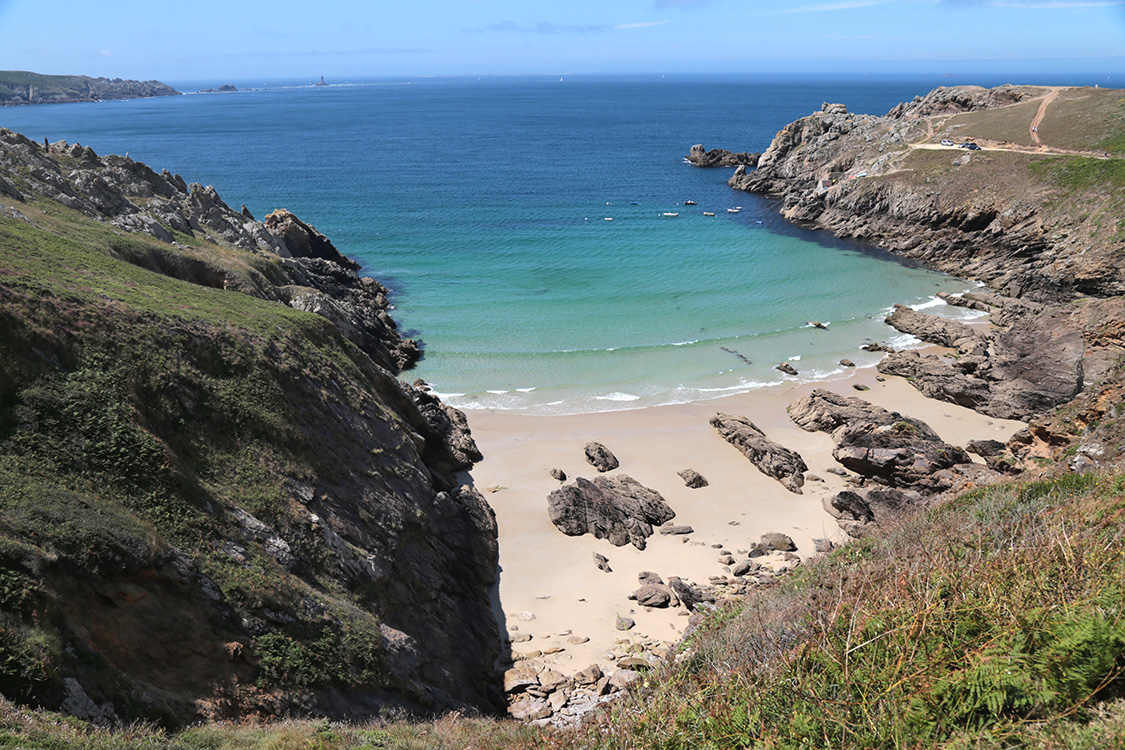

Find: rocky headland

[685,143,760,168]
[0,70,180,106]
[0,128,499,724]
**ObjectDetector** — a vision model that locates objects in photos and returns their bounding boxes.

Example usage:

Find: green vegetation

[552,472,1125,749]
[1040,89,1125,153]
[0,70,178,105]
[1030,155,1125,191]
[937,96,1043,147]
[0,193,417,719]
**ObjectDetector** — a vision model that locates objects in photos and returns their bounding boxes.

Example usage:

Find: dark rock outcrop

[831,419,972,491]
[547,475,675,550]
[789,389,938,437]
[878,305,1085,421]
[584,441,620,472]
[678,469,708,488]
[686,144,761,168]
[823,487,924,536]
[790,390,971,491]
[710,413,807,493]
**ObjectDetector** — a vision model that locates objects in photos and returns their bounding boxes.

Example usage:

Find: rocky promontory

[728,85,1125,302]
[0,128,498,724]
[686,144,761,168]
[0,70,180,106]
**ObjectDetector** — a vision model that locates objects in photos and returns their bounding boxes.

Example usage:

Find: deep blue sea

[0,73,1098,413]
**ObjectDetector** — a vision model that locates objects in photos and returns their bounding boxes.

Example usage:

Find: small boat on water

[727,208,741,214]
[684,200,697,205]
[604,217,613,221]
[662,212,679,217]
[703,211,715,216]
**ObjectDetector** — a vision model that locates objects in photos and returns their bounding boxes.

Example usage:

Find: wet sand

[465,367,1026,679]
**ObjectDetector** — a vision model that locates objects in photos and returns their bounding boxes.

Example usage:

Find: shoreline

[464,358,1026,712]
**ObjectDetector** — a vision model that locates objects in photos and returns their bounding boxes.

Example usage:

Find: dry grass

[1040,88,1125,153]
[936,98,1044,147]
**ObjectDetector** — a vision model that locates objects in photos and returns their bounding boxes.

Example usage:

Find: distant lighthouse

[314,75,327,87]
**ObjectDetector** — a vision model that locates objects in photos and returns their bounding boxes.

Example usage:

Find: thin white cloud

[614,20,671,28]
[944,0,1125,5]
[488,20,608,34]
[653,0,712,7]
[100,49,115,57]
[776,0,886,12]
[992,0,1125,5]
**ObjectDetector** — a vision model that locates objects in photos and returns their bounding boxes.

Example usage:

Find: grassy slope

[0,192,430,722]
[3,475,1122,748]
[0,70,177,102]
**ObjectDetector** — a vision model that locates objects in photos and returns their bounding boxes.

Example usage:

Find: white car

[940,139,954,146]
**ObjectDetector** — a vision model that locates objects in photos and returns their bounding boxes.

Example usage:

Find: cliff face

[0,129,500,724]
[730,85,1125,302]
[0,71,180,106]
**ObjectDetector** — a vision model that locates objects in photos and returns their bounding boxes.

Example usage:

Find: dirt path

[1029,87,1061,145]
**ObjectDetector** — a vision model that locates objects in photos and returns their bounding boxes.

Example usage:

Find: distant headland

[0,70,180,106]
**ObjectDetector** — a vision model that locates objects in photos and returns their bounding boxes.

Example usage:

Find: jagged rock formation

[686,144,760,168]
[0,129,499,724]
[879,300,1088,421]
[0,128,419,372]
[0,70,180,106]
[790,388,973,506]
[710,413,807,493]
[547,475,675,550]
[729,86,1125,301]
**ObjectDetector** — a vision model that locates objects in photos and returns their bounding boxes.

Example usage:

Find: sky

[1,0,1123,82]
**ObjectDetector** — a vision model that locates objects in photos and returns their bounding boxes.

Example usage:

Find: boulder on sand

[584,441,620,472]
[547,475,675,550]
[710,413,807,493]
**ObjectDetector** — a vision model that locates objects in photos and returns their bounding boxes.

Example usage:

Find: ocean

[0,73,1087,414]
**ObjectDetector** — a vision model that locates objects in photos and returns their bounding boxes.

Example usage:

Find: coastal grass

[0,700,544,749]
[0,198,428,712]
[3,471,1121,748]
[1040,88,1125,154]
[936,97,1043,147]
[542,472,1125,749]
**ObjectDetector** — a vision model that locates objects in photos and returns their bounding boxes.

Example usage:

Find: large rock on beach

[789,389,939,437]
[709,413,807,493]
[584,441,620,472]
[547,475,675,550]
[831,419,972,491]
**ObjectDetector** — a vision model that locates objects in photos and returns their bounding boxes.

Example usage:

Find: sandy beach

[464,365,1026,681]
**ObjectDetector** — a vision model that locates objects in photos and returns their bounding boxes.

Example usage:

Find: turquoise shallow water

[1,74,1011,413]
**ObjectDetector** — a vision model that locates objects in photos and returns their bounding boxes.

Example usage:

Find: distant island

[195,84,239,94]
[0,70,180,106]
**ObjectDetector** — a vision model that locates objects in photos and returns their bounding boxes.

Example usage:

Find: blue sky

[1,0,1122,81]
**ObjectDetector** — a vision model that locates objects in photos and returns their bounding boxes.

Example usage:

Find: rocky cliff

[0,71,180,106]
[0,129,500,725]
[729,85,1125,302]
[723,84,1125,472]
